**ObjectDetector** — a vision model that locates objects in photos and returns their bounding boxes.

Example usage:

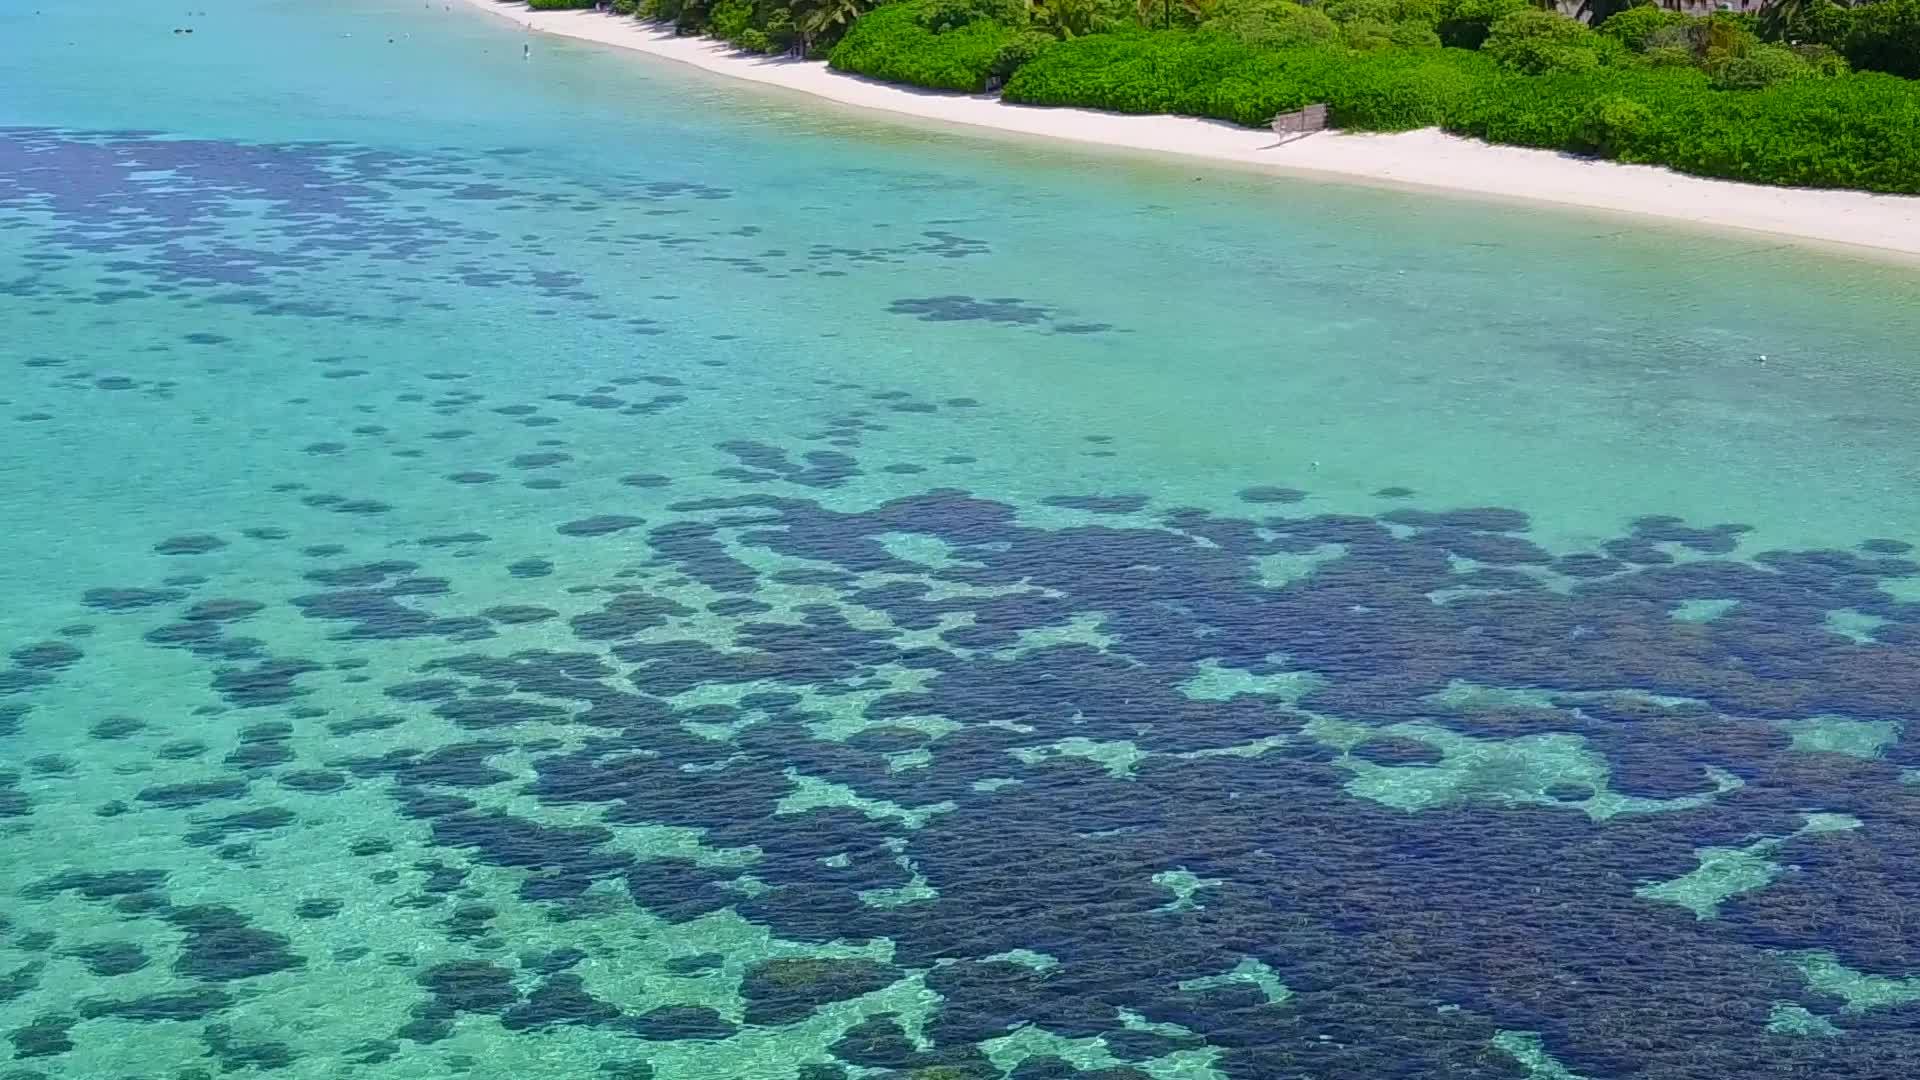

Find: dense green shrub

[673,0,800,53]
[1778,0,1854,50]
[1597,5,1692,52]
[639,0,714,35]
[619,0,1919,198]
[1343,18,1396,49]
[529,0,596,9]
[1710,41,1813,88]
[917,0,1028,33]
[1334,52,1480,127]
[1793,42,1850,75]
[1033,0,1111,37]
[1624,9,1762,78]
[1644,44,1692,67]
[710,0,755,40]
[1003,31,1499,125]
[1202,0,1340,48]
[1450,66,1603,149]
[1459,65,1920,191]
[1391,0,1457,31]
[1323,0,1397,24]
[991,29,1059,78]
[1006,31,1281,123]
[1000,28,1920,193]
[1390,20,1441,46]
[1695,12,1762,63]
[1845,0,1920,78]
[830,0,1022,90]
[1003,31,1195,115]
[1715,12,1764,53]
[1483,10,1605,74]
[1578,92,1653,155]
[1435,0,1527,49]
[1655,72,1920,190]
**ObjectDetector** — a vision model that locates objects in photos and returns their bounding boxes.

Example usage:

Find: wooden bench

[1271,103,1329,144]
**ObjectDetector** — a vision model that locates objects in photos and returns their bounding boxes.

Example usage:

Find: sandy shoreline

[456,0,1920,260]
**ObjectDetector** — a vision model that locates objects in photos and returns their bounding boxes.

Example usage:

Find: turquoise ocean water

[6,2,1920,1077]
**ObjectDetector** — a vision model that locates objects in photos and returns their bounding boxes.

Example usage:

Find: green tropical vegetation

[570,0,1920,194]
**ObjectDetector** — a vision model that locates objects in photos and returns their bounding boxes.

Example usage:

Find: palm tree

[1760,0,1803,37]
[1576,0,1639,24]
[797,0,869,51]
[1137,0,1218,28]
[1539,0,1638,25]
[1757,0,1856,40]
[1036,0,1100,36]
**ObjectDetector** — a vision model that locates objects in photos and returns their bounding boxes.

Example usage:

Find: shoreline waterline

[452,0,1920,263]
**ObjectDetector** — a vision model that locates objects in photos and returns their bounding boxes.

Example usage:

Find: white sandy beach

[457,0,1920,259]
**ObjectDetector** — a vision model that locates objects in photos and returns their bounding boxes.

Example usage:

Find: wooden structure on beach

[1271,104,1329,144]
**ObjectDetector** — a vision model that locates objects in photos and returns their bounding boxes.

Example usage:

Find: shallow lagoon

[6,2,1920,1078]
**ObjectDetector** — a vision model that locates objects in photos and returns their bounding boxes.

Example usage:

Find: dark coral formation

[272,484,1920,1078]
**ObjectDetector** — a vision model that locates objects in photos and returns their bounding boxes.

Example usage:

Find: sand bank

[456,0,1920,259]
